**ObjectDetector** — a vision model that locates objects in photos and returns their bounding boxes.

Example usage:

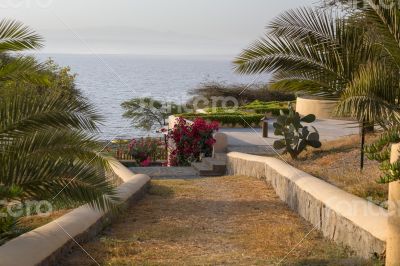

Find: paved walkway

[221,119,358,155]
[129,166,199,179]
[60,176,366,265]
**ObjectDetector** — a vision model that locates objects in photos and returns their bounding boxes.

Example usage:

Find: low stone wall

[0,161,150,266]
[227,152,387,259]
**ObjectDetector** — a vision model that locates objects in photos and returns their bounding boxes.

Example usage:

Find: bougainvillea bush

[168,117,219,166]
[128,137,163,166]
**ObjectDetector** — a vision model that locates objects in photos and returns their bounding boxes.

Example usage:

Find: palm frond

[234,6,378,98]
[336,61,400,124]
[361,0,400,63]
[234,35,344,78]
[0,92,103,139]
[2,130,110,170]
[0,91,117,212]
[270,73,341,98]
[0,19,43,52]
[0,157,118,211]
[269,7,338,44]
[0,55,49,85]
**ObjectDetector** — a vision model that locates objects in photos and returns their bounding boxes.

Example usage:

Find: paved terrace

[220,119,359,155]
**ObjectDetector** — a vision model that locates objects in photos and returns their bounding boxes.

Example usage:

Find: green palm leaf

[0,19,121,242]
[336,61,400,125]
[0,55,48,85]
[0,19,43,52]
[0,91,118,212]
[234,7,377,98]
[0,92,102,138]
[235,5,400,125]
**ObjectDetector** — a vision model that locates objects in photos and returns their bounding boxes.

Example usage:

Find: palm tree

[233,5,400,168]
[0,20,118,243]
[233,6,396,113]
[316,0,400,125]
[338,2,400,264]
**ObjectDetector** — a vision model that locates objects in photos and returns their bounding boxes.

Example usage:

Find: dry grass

[282,134,388,204]
[20,209,70,230]
[59,176,378,266]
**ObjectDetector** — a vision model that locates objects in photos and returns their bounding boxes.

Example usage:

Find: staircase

[191,153,227,177]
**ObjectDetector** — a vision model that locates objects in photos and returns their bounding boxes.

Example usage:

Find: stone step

[191,162,221,177]
[129,167,199,179]
[213,153,228,161]
[202,158,227,173]
[191,153,228,177]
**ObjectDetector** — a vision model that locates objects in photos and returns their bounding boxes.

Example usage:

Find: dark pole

[360,120,366,171]
[163,120,168,155]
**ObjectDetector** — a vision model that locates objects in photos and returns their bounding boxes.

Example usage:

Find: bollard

[261,115,269,138]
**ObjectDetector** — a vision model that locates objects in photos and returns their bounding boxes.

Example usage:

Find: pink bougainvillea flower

[140,157,152,167]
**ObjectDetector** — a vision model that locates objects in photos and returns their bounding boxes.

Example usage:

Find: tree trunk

[164,135,168,153]
[360,121,366,171]
[386,143,400,266]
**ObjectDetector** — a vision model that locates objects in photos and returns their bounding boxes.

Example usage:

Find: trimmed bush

[240,100,293,115]
[203,101,292,116]
[180,113,264,128]
[186,82,295,107]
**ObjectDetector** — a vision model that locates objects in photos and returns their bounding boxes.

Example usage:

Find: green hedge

[240,100,292,115]
[203,101,292,115]
[180,113,265,128]
[179,101,294,127]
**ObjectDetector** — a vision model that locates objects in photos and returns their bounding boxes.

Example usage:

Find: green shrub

[202,100,292,116]
[180,113,264,128]
[180,100,295,127]
[365,127,400,183]
[186,82,295,107]
[240,100,293,115]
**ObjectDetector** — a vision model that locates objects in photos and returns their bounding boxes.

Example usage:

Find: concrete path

[220,119,358,155]
[129,166,199,179]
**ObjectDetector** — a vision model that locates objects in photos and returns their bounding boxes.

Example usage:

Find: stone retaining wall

[227,152,387,259]
[0,161,150,266]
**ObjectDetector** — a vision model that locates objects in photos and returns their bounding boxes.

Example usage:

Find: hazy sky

[2,0,317,55]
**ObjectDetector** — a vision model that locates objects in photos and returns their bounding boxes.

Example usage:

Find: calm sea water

[37,54,268,140]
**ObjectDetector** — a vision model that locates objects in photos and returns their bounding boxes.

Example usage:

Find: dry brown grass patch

[282,134,388,204]
[60,176,378,266]
[20,209,70,230]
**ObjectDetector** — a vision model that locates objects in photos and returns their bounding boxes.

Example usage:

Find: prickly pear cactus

[273,103,321,159]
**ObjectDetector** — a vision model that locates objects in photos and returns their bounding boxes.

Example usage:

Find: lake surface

[37,54,268,140]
